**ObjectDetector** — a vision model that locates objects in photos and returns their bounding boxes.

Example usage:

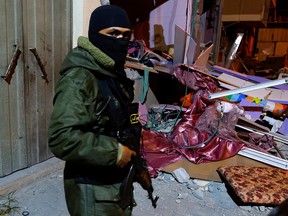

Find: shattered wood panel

[277,28,288,42]
[0,0,27,176]
[256,42,275,61]
[258,28,272,41]
[257,28,288,61]
[222,0,269,23]
[22,0,72,166]
[258,28,288,42]
[275,42,288,56]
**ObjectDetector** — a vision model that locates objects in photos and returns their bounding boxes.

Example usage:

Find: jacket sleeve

[48,69,119,166]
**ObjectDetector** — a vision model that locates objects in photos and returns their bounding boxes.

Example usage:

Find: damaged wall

[257,28,288,61]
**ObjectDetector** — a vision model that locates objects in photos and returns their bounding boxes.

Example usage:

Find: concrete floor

[0,157,277,216]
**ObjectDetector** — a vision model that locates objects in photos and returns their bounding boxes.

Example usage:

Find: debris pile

[125,38,288,211]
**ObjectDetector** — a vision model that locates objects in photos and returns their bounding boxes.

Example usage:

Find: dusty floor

[0,157,278,216]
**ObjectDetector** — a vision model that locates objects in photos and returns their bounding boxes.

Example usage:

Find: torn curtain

[142,66,246,177]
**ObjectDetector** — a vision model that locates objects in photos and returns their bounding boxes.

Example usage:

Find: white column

[72,0,83,47]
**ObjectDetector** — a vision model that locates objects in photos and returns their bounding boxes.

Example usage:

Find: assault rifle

[96,78,158,209]
[117,104,159,209]
[119,154,159,209]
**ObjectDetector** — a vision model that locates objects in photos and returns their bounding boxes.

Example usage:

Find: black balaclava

[88,5,131,71]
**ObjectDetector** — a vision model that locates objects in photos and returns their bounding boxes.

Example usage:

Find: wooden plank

[275,42,288,56]
[162,155,272,182]
[125,61,158,73]
[181,64,239,87]
[222,0,267,22]
[258,28,288,43]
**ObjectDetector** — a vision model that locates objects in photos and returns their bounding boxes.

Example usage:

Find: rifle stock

[118,103,158,209]
[133,157,159,208]
[119,159,159,209]
[119,165,136,209]
[96,80,158,209]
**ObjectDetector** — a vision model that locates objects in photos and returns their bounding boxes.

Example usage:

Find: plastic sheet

[169,66,244,163]
[141,66,275,176]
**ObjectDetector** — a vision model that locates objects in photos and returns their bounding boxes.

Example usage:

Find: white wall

[72,0,101,47]
[149,0,192,48]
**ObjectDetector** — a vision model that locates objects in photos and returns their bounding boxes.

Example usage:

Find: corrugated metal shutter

[0,0,26,176]
[22,0,72,166]
[0,0,72,177]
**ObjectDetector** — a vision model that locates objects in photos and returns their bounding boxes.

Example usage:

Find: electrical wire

[143,104,183,133]
[179,100,223,149]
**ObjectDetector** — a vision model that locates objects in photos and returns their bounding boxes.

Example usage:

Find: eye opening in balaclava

[88,5,131,70]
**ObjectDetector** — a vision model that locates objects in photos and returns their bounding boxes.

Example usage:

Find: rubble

[125,31,288,213]
[133,172,274,216]
[0,157,282,215]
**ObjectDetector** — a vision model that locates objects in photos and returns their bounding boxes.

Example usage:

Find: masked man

[48,5,137,216]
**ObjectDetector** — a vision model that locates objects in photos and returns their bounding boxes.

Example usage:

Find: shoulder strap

[98,78,130,128]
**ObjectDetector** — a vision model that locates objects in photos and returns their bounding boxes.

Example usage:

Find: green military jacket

[48,36,133,183]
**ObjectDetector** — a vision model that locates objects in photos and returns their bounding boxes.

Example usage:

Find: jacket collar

[77,36,115,69]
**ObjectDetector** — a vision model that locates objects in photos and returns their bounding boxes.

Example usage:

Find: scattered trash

[172,167,190,183]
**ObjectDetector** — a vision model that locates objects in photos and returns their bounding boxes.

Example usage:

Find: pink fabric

[171,101,245,163]
[142,66,279,177]
[141,130,183,177]
[141,66,247,176]
[171,66,245,163]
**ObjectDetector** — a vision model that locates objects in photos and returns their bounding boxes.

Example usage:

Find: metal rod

[236,124,287,159]
[209,78,288,99]
[29,48,49,84]
[236,124,288,144]
[2,45,22,84]
[238,148,288,170]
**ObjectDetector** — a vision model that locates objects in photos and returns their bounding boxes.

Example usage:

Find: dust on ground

[2,158,276,216]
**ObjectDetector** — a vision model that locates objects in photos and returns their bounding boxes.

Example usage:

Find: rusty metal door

[22,0,72,167]
[0,0,26,177]
[0,0,72,177]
